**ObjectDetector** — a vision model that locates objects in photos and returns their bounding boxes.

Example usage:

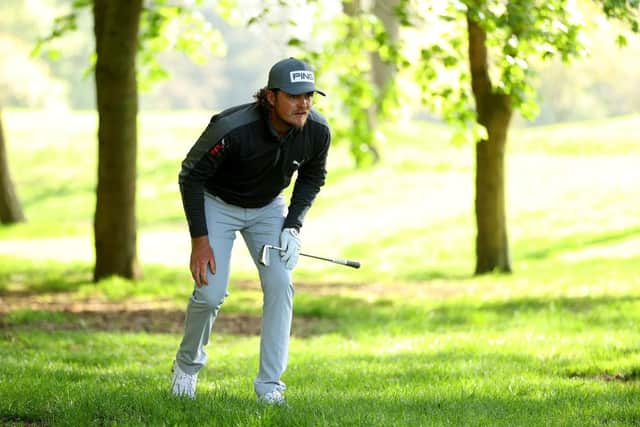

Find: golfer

[170,57,331,404]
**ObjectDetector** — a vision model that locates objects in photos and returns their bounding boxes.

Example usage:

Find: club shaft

[267,246,360,269]
[299,252,360,269]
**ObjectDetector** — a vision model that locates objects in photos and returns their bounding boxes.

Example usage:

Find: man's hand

[280,228,301,270]
[190,236,216,287]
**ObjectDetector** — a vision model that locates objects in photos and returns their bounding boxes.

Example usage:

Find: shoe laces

[172,363,197,397]
[261,390,285,405]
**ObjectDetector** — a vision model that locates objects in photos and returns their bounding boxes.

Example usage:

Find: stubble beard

[275,110,308,130]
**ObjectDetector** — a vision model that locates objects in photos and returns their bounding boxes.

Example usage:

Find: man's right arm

[189,235,215,287]
[179,123,228,285]
[179,130,227,238]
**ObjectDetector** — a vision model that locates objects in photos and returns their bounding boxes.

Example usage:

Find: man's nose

[298,95,312,108]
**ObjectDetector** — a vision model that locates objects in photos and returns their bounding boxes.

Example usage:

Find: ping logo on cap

[290,70,315,83]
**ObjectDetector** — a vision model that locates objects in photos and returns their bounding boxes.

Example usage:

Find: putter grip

[344,259,361,269]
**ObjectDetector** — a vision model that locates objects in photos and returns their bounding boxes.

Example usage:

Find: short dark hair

[254,87,278,111]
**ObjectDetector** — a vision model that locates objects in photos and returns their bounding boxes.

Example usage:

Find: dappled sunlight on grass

[3,262,640,425]
[2,112,640,425]
[557,236,640,262]
[0,257,92,296]
[510,114,640,156]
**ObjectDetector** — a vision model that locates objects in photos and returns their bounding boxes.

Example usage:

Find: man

[171,58,331,404]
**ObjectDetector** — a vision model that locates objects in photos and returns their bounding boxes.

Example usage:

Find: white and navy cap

[267,57,326,96]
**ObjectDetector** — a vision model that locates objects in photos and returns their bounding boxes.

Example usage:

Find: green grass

[1,110,639,426]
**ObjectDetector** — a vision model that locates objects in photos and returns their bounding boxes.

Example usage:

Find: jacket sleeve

[283,129,331,230]
[178,121,228,238]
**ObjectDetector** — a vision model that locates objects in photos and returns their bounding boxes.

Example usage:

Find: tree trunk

[0,107,26,224]
[467,15,512,274]
[92,0,142,281]
[371,0,399,107]
[342,0,381,163]
[369,0,399,159]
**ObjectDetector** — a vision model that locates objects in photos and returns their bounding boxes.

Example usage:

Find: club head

[259,245,271,266]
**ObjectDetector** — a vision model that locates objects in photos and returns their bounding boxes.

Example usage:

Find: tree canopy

[4,0,639,278]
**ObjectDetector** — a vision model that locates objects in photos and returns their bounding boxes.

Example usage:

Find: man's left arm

[283,130,331,231]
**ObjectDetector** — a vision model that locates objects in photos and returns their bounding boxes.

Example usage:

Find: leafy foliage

[34,0,226,90]
[394,0,639,143]
[394,0,585,143]
[27,0,640,155]
[244,0,638,149]
[303,11,392,167]
[236,1,402,166]
[597,0,640,33]
[138,0,226,89]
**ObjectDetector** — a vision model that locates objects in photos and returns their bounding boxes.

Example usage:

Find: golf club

[259,244,361,269]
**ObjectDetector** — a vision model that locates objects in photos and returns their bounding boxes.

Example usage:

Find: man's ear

[266,90,276,107]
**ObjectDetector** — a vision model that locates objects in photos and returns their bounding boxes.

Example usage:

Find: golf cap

[267,57,326,96]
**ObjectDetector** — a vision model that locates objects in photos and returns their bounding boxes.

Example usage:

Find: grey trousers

[175,193,293,397]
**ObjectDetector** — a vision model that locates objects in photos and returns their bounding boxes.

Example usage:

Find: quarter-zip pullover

[179,102,331,238]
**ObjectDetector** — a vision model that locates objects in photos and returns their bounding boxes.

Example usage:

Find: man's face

[268,90,314,134]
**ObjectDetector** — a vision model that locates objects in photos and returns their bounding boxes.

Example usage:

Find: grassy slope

[0,111,639,426]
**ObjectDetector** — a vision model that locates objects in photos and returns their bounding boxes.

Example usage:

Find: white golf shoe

[171,361,197,399]
[259,389,286,405]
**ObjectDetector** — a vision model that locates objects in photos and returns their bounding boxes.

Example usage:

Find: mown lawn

[0,111,639,426]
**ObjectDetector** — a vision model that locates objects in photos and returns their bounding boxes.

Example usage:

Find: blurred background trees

[2,0,638,119]
[1,0,638,279]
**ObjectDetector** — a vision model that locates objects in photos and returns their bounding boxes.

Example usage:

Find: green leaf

[288,38,304,47]
[443,56,458,67]
[615,34,628,47]
[71,0,91,8]
[46,49,61,61]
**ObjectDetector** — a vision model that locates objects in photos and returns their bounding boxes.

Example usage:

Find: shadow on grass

[0,306,332,338]
[0,258,92,296]
[19,181,94,206]
[0,257,191,297]
[2,252,640,341]
[1,342,639,426]
[569,368,640,383]
[294,292,640,337]
[2,258,639,339]
[4,291,638,340]
[520,226,640,261]
[402,269,473,281]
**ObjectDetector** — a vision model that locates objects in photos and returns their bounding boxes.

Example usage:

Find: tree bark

[369,0,399,159]
[0,107,26,224]
[342,0,381,163]
[467,15,512,274]
[92,0,142,281]
[371,0,399,105]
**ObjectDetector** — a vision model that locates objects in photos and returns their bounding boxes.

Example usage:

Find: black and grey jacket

[179,102,331,238]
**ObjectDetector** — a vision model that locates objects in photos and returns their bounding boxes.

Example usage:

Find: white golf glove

[280,228,301,270]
